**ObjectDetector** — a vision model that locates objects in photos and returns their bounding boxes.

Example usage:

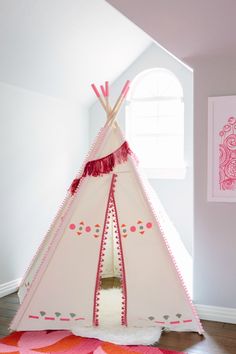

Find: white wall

[90,44,193,254]
[185,56,236,308]
[0,82,89,285]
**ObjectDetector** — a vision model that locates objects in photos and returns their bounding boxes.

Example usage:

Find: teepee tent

[11,81,203,335]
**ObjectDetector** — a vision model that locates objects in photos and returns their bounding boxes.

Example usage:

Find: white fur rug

[72,288,162,345]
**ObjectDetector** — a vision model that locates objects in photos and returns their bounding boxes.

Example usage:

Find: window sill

[144,166,187,180]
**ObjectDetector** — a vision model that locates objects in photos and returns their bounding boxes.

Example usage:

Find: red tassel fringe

[83,141,131,177]
[69,141,132,195]
[69,178,81,195]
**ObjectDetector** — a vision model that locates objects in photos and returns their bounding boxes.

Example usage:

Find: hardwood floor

[0,292,235,354]
[0,292,19,338]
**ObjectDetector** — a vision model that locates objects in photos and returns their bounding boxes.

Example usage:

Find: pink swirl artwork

[219,116,236,190]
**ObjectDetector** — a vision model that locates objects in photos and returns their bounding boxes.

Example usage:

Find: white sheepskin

[72,288,162,345]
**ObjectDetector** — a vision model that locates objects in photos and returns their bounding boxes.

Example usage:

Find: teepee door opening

[93,173,127,327]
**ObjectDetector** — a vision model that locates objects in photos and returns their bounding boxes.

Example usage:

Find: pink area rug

[0,331,187,354]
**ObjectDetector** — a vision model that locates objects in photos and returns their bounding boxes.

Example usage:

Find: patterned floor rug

[0,331,187,354]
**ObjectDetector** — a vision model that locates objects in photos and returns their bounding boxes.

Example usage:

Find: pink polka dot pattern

[85,226,91,232]
[146,222,152,229]
[69,224,76,230]
[130,226,136,232]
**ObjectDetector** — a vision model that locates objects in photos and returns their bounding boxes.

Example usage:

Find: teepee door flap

[11,173,114,331]
[112,150,203,333]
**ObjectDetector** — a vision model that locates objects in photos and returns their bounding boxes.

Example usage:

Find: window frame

[125,68,187,179]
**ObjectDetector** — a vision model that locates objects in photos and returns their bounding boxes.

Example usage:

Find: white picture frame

[208,95,236,202]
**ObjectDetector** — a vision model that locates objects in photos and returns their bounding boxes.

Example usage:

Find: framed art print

[208,95,236,202]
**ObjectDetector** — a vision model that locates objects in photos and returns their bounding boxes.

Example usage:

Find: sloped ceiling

[0,0,151,104]
[107,0,236,61]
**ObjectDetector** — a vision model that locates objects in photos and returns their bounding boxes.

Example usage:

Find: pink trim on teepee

[11,123,117,331]
[114,127,203,334]
[112,186,127,326]
[92,183,112,326]
[93,175,115,326]
[93,174,127,326]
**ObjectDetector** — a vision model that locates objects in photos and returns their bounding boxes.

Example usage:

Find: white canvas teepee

[11,81,203,335]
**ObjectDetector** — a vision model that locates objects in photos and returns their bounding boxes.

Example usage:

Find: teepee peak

[91,80,130,124]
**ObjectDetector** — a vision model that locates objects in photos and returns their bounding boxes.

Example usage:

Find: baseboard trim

[196,304,236,324]
[0,278,21,298]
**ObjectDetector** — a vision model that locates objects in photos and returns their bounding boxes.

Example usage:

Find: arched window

[126,68,185,178]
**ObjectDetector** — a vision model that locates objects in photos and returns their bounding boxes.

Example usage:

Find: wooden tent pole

[91,83,107,112]
[108,80,130,126]
[110,80,130,116]
[100,82,112,121]
[91,80,130,126]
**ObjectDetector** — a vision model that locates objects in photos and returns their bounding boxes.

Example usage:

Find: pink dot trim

[69,224,76,230]
[85,226,91,232]
[130,226,136,232]
[146,222,152,229]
